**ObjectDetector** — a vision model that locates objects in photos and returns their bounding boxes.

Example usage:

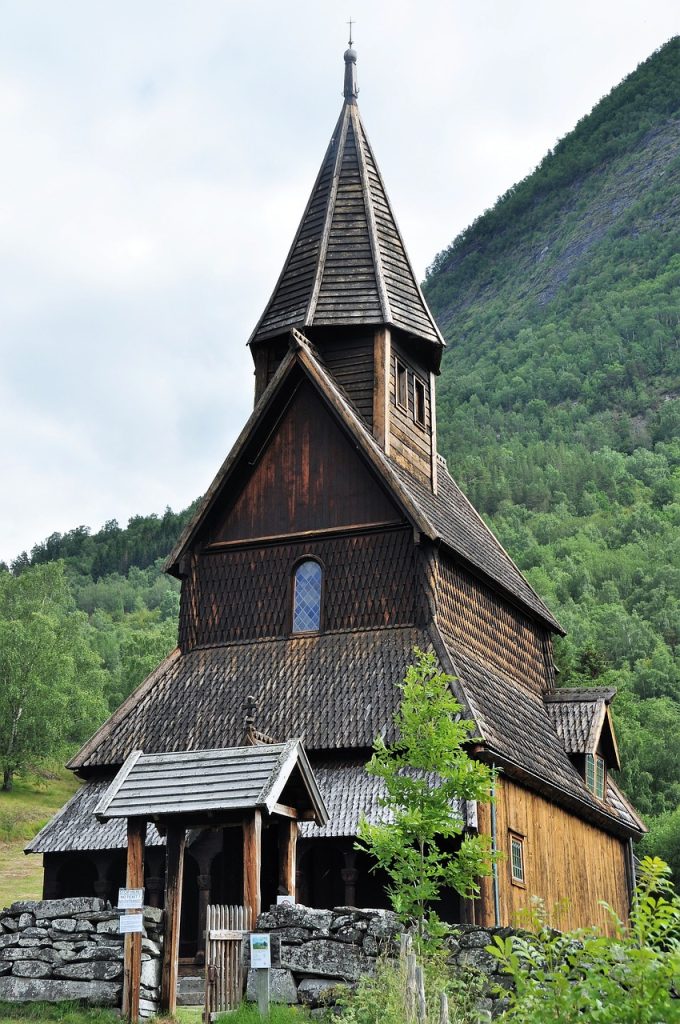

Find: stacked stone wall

[249,905,527,1019]
[0,897,163,1020]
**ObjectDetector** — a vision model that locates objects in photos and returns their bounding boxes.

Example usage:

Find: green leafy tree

[0,562,107,790]
[357,648,497,944]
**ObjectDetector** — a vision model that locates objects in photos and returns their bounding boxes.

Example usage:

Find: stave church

[29,43,644,965]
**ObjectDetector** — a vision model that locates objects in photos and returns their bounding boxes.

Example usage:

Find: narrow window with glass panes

[585,753,606,799]
[510,833,525,885]
[292,560,323,634]
[414,377,426,427]
[396,360,408,410]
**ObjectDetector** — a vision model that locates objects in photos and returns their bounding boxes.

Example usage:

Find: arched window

[292,560,323,633]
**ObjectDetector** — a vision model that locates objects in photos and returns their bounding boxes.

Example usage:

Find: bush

[335,953,485,1024]
[488,856,680,1023]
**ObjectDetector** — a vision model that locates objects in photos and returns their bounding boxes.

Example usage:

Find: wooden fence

[401,934,450,1024]
[204,904,252,1021]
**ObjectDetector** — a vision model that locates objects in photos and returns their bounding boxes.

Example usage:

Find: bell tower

[248,45,445,490]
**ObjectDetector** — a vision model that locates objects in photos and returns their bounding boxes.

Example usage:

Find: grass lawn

[0,767,80,909]
[0,1005,308,1023]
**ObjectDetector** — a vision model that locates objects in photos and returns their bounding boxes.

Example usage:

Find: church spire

[343,34,358,104]
[248,44,444,358]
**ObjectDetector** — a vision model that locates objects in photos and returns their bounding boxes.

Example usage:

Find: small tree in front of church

[357,648,497,945]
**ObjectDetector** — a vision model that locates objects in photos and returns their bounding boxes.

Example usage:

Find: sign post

[119,882,145,1014]
[249,933,271,1017]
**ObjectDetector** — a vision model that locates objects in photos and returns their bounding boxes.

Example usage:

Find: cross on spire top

[347,17,355,48]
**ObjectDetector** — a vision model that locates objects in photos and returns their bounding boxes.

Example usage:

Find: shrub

[488,856,680,1023]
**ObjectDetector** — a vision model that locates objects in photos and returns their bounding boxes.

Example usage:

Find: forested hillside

[424,37,680,871]
[1,39,678,872]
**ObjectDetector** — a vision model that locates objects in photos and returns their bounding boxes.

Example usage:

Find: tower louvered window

[292,560,323,633]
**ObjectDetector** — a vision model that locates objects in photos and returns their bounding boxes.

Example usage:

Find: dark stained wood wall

[388,336,433,486]
[208,380,401,545]
[437,554,554,693]
[179,527,420,650]
[311,329,374,428]
[477,778,630,934]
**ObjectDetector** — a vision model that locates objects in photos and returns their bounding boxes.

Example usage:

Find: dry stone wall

[249,905,526,1019]
[0,897,163,1020]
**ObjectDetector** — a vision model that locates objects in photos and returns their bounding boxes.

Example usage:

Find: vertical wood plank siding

[208,380,399,544]
[318,332,375,427]
[179,528,419,650]
[482,777,630,934]
[388,339,433,485]
[437,554,554,693]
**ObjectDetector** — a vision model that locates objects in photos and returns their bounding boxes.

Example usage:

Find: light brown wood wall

[480,777,629,935]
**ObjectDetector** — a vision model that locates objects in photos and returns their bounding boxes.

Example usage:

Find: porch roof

[94,739,329,826]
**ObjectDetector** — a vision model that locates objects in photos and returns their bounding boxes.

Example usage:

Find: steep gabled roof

[165,329,561,633]
[95,740,328,825]
[248,49,444,355]
[545,687,621,770]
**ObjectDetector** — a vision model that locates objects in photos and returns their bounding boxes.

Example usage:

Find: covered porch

[95,739,328,1016]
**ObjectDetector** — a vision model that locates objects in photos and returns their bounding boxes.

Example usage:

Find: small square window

[510,834,525,886]
[414,378,426,427]
[396,360,408,410]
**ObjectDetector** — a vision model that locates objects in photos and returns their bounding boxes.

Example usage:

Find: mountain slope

[423,38,680,854]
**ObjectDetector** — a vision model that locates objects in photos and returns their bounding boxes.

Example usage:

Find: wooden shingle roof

[437,632,644,836]
[249,51,443,354]
[95,740,328,825]
[68,626,432,771]
[544,687,621,770]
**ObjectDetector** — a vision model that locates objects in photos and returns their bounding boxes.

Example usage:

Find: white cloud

[0,0,677,562]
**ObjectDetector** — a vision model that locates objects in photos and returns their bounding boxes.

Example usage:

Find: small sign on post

[119,914,144,934]
[118,888,145,910]
[250,934,271,1016]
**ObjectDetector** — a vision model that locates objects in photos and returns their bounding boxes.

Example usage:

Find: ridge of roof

[248,73,443,351]
[544,686,617,703]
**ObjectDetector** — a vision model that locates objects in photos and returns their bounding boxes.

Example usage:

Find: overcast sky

[1,2,677,565]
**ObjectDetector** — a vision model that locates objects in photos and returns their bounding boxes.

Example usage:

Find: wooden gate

[204,905,252,1020]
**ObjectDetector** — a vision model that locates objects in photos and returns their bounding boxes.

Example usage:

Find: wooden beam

[278,819,298,901]
[429,370,438,495]
[243,809,262,924]
[373,327,391,454]
[122,817,146,1024]
[160,823,185,1014]
[272,802,298,820]
[475,799,494,928]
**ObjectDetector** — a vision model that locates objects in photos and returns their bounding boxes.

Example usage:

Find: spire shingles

[249,49,443,351]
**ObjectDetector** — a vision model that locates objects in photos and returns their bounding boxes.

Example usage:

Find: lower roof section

[26,778,164,854]
[437,630,644,837]
[27,760,470,855]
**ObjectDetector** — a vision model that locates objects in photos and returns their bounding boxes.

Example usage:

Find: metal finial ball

[344,46,357,63]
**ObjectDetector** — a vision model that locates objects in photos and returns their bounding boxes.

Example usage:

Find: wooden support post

[160,823,185,1014]
[278,818,297,901]
[122,817,146,1024]
[243,809,262,924]
[475,799,494,928]
[373,327,391,454]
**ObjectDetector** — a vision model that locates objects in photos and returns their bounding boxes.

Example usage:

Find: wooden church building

[29,44,644,951]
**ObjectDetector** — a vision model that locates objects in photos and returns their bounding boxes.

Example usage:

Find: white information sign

[119,914,144,934]
[250,933,271,969]
[276,894,294,907]
[118,887,144,910]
